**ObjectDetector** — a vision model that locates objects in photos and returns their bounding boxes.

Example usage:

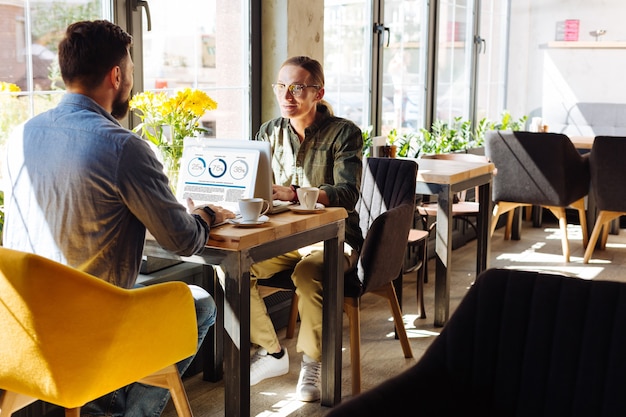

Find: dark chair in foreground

[584,135,626,263]
[486,131,590,262]
[327,268,626,416]
[0,247,197,417]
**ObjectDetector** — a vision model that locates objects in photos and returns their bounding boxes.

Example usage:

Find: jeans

[81,284,216,417]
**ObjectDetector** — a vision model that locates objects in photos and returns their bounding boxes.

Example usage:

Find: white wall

[507,0,626,130]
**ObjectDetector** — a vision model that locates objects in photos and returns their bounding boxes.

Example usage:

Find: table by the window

[406,157,495,327]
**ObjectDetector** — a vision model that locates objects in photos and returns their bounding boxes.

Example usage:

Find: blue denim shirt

[3,93,208,288]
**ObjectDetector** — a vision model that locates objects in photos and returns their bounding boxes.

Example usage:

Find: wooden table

[405,157,495,327]
[569,135,594,150]
[143,207,347,417]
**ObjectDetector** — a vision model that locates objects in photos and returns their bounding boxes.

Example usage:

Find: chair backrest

[0,247,197,408]
[590,135,626,212]
[353,157,417,294]
[327,268,626,416]
[485,130,590,206]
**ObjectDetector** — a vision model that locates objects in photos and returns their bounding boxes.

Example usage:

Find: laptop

[176,138,292,217]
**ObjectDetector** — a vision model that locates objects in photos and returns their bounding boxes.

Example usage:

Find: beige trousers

[250,242,357,362]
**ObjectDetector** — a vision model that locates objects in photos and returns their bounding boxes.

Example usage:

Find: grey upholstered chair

[259,157,419,395]
[343,156,418,394]
[327,268,626,417]
[485,130,590,262]
[583,136,626,263]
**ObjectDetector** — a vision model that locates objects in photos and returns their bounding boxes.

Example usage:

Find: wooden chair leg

[0,392,37,417]
[495,202,529,240]
[600,222,611,248]
[139,364,193,417]
[545,207,570,262]
[524,205,532,222]
[571,198,589,248]
[343,297,361,395]
[491,202,520,239]
[584,211,623,263]
[64,408,80,417]
[382,283,413,359]
[286,292,299,339]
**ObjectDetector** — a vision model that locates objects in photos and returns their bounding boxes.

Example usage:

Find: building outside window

[0,0,251,181]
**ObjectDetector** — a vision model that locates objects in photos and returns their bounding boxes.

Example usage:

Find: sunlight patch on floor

[543,225,585,241]
[255,393,305,417]
[496,250,566,264]
[606,242,626,249]
[502,265,604,280]
[382,314,441,339]
[403,328,441,339]
[491,223,608,279]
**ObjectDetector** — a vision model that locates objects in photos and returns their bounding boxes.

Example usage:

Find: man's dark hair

[58,20,133,90]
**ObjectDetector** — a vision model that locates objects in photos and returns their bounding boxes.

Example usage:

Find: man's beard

[111,94,130,120]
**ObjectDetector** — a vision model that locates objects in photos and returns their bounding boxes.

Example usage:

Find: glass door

[435,0,509,125]
[474,0,508,122]
[436,0,472,123]
[380,0,428,135]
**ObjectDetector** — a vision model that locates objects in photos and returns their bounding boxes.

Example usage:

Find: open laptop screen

[175,138,260,213]
[177,138,292,214]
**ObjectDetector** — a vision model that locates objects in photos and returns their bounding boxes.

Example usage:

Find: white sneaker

[296,355,321,402]
[250,347,289,386]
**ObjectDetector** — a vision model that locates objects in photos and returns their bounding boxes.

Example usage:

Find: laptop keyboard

[272,200,293,213]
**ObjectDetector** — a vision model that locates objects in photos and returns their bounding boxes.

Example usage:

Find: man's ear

[109,66,121,90]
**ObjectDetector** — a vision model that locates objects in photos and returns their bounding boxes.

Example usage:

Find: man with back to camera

[2,20,234,416]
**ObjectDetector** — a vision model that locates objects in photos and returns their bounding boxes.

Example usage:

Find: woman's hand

[272,184,296,202]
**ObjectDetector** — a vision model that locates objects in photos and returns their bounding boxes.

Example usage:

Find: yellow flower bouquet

[129,88,217,189]
[0,81,21,92]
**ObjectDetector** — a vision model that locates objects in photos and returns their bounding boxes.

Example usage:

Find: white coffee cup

[238,198,270,222]
[297,187,320,210]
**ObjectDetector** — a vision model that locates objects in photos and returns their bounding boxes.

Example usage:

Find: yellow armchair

[0,247,198,417]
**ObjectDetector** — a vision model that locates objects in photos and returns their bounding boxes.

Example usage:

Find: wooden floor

[163,217,626,417]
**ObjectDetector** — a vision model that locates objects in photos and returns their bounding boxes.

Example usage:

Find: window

[324,0,509,136]
[0,0,252,181]
[323,0,373,132]
[0,0,105,177]
[132,0,251,139]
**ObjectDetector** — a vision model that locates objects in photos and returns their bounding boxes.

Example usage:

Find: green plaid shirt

[255,104,364,253]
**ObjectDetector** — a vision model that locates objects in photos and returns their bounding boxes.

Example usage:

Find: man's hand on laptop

[187,198,237,226]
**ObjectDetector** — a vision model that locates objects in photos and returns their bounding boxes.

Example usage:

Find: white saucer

[288,203,326,214]
[228,215,269,227]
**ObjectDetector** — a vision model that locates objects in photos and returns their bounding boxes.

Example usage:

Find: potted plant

[129,88,218,192]
[362,111,527,159]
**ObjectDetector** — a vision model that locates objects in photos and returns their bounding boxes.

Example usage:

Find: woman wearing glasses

[250,56,363,401]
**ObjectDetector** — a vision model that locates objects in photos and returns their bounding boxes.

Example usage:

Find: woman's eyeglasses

[272,83,321,97]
